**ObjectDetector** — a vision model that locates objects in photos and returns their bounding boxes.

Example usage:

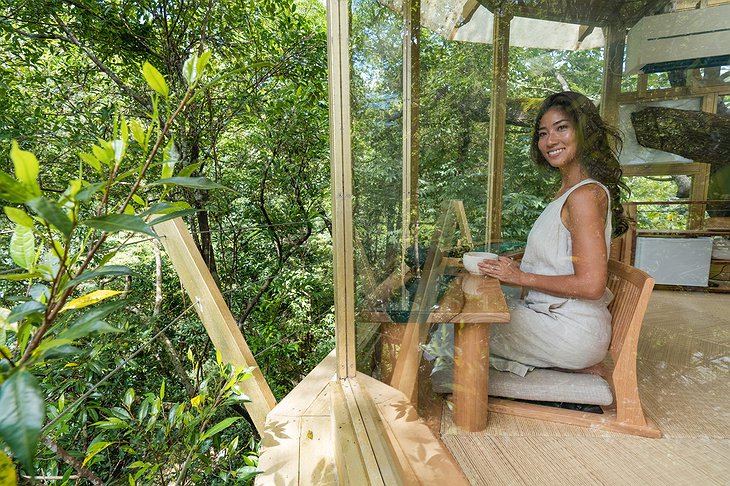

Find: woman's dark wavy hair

[530,91,630,236]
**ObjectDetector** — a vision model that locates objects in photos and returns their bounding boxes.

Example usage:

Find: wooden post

[600,23,626,128]
[154,218,275,435]
[486,9,511,247]
[689,162,711,229]
[326,0,357,379]
[401,0,421,278]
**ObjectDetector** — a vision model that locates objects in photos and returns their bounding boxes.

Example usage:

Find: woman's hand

[478,256,523,286]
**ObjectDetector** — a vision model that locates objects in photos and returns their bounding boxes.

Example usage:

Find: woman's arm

[479,184,608,300]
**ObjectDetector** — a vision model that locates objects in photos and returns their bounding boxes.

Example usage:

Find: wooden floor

[441,289,730,485]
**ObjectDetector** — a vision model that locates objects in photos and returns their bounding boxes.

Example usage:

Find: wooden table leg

[453,321,490,432]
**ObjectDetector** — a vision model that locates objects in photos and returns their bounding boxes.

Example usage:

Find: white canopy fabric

[451,5,605,50]
[380,0,605,50]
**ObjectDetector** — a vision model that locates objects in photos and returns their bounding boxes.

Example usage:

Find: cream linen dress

[489,178,613,376]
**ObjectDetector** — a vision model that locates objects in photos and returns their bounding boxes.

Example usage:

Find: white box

[634,236,713,287]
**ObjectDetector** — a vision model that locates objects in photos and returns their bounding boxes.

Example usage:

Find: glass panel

[345,0,730,473]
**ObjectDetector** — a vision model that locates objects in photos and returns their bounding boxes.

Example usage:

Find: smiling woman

[479,91,631,374]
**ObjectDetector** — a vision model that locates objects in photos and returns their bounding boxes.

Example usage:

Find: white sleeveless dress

[489,178,613,375]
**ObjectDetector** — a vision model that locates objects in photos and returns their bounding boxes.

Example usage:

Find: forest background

[0,0,697,484]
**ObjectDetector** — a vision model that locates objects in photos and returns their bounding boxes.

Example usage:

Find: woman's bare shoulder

[567,182,608,207]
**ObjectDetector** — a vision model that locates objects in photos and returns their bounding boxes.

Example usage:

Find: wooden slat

[488,399,661,438]
[360,373,471,485]
[618,83,730,103]
[299,416,337,484]
[330,380,384,485]
[153,218,275,435]
[621,162,710,177]
[255,416,301,484]
[272,350,336,417]
[343,379,407,486]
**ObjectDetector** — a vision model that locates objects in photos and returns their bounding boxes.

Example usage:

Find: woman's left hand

[478,256,522,286]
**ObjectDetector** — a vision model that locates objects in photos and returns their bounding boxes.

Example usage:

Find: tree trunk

[630,107,730,169]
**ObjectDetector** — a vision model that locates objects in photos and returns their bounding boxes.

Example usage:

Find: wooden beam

[600,24,626,128]
[153,218,275,435]
[486,9,511,245]
[326,0,356,379]
[401,0,421,279]
[618,83,730,103]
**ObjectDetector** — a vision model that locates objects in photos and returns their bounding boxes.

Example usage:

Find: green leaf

[79,153,101,173]
[142,62,169,98]
[4,207,33,227]
[147,209,197,227]
[92,144,113,166]
[200,417,241,442]
[84,214,157,237]
[148,177,229,190]
[10,141,39,195]
[8,301,46,323]
[124,388,135,408]
[0,171,32,203]
[62,300,126,327]
[26,197,73,237]
[10,225,35,270]
[182,53,200,87]
[59,302,126,341]
[75,182,105,203]
[0,369,45,473]
[83,441,115,467]
[177,163,201,177]
[234,466,262,481]
[141,201,192,216]
[130,120,146,147]
[0,272,40,281]
[196,50,212,77]
[64,265,132,289]
[58,320,123,341]
[120,116,129,147]
[32,338,75,358]
[0,450,18,485]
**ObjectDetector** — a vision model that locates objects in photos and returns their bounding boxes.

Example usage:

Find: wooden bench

[487,259,662,438]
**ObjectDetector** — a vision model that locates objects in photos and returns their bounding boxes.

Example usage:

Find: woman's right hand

[478,256,523,286]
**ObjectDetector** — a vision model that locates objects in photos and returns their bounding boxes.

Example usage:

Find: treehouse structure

[162,0,730,483]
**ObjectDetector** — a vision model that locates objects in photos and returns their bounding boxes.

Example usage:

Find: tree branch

[41,436,104,486]
[51,12,150,109]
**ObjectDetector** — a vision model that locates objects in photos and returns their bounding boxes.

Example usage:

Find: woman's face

[537,107,579,171]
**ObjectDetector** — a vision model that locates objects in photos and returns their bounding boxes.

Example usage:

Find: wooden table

[362,268,510,432]
[442,271,510,432]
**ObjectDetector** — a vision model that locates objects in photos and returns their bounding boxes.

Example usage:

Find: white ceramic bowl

[462,251,498,275]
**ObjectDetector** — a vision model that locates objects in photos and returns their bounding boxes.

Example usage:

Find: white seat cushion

[488,368,614,406]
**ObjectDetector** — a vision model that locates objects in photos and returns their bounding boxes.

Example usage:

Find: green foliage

[80,362,260,484]
[1,0,333,482]
[0,369,44,473]
[0,52,217,475]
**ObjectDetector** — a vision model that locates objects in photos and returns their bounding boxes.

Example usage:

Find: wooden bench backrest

[606,259,655,362]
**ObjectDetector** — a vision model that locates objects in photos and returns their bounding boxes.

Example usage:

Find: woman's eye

[538,131,547,138]
[557,124,568,131]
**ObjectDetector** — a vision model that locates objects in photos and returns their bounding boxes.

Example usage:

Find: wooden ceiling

[477,0,673,28]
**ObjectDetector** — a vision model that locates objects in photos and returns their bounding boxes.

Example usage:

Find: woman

[478,91,630,376]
